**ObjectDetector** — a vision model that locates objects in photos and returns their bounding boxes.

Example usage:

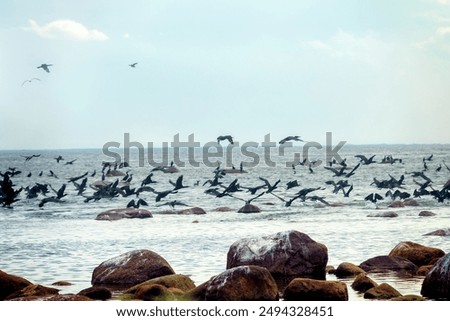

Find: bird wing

[355,155,368,162]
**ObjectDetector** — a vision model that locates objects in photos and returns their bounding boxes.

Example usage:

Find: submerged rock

[421,252,450,299]
[419,210,436,217]
[187,265,278,301]
[403,198,419,206]
[227,230,328,280]
[367,211,398,218]
[95,208,152,221]
[335,262,365,278]
[364,283,402,300]
[359,255,418,274]
[283,278,348,301]
[351,273,378,292]
[6,284,59,300]
[388,241,445,267]
[91,249,175,287]
[423,228,450,236]
[176,207,206,215]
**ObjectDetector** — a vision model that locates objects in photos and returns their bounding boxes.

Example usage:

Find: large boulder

[6,284,59,300]
[227,230,328,280]
[351,273,378,292]
[283,278,348,301]
[388,241,445,267]
[359,255,418,274]
[188,265,278,301]
[363,283,402,300]
[91,249,175,287]
[95,208,152,221]
[0,270,33,300]
[421,252,450,299]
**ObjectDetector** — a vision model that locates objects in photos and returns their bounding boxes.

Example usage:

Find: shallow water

[1,145,449,300]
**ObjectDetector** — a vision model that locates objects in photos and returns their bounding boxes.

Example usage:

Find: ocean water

[1,144,449,300]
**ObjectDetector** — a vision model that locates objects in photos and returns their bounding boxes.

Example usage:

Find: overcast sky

[1,0,450,149]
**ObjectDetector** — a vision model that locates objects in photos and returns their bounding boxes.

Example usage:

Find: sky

[1,0,450,149]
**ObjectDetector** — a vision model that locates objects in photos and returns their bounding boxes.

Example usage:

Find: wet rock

[335,262,365,278]
[367,211,398,218]
[126,274,196,297]
[78,286,112,300]
[283,278,348,301]
[44,294,93,301]
[359,255,418,274]
[351,273,378,292]
[417,265,434,276]
[177,207,206,215]
[92,249,175,287]
[423,228,450,236]
[187,265,278,301]
[51,281,72,286]
[388,200,405,208]
[421,252,450,299]
[390,294,425,301]
[237,204,261,213]
[95,208,152,221]
[388,241,445,267]
[106,170,125,177]
[227,230,328,280]
[326,265,336,274]
[419,210,436,217]
[6,284,59,300]
[0,270,33,300]
[157,210,177,214]
[403,198,419,206]
[213,207,234,212]
[133,284,177,301]
[363,283,402,300]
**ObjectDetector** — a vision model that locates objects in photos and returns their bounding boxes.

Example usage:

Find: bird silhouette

[129,63,138,68]
[21,78,41,87]
[217,135,234,144]
[279,136,305,144]
[37,64,52,73]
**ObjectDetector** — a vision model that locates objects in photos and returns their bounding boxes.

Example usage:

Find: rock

[6,284,59,300]
[91,249,175,287]
[227,230,328,280]
[106,170,125,177]
[237,204,261,213]
[44,294,93,301]
[359,255,418,274]
[388,241,445,267]
[90,180,112,190]
[283,278,348,301]
[126,274,196,296]
[351,273,378,292]
[403,198,419,206]
[363,283,402,300]
[187,265,279,301]
[419,210,436,217]
[388,200,405,208]
[367,211,398,218]
[417,265,434,276]
[390,294,425,301]
[133,284,177,301]
[95,208,152,221]
[157,210,177,214]
[335,262,366,278]
[78,286,112,300]
[0,270,33,300]
[176,207,206,215]
[213,207,234,212]
[326,265,336,274]
[51,281,72,286]
[421,252,450,299]
[423,228,450,236]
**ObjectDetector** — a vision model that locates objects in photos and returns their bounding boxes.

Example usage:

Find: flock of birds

[1,136,450,212]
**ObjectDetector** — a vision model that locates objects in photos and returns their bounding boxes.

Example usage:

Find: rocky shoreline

[1,230,449,301]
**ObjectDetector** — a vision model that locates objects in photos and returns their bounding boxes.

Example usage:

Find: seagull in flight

[37,64,53,73]
[129,62,138,68]
[279,136,305,144]
[21,78,41,87]
[217,135,234,145]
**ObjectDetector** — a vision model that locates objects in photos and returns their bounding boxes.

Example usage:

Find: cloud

[26,19,108,41]
[306,30,392,64]
[415,26,450,49]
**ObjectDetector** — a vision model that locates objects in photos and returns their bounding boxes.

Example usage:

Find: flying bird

[279,136,305,144]
[37,64,52,73]
[217,135,234,145]
[129,62,138,68]
[21,78,41,87]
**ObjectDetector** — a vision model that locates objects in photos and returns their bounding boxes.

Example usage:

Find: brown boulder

[359,255,418,274]
[91,249,175,287]
[421,252,450,299]
[6,284,59,300]
[44,294,93,301]
[351,273,378,292]
[390,294,425,301]
[188,265,278,301]
[419,210,436,217]
[367,211,398,218]
[126,274,196,296]
[134,284,178,301]
[78,286,112,300]
[423,228,450,236]
[0,270,33,300]
[96,208,152,221]
[213,207,234,212]
[335,262,365,278]
[51,281,72,286]
[388,241,445,267]
[417,265,434,276]
[363,283,402,300]
[227,230,328,280]
[176,207,206,215]
[106,170,125,177]
[388,200,405,208]
[403,198,419,206]
[283,278,348,301]
[237,204,260,213]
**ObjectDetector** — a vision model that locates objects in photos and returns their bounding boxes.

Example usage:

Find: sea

[1,144,449,300]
